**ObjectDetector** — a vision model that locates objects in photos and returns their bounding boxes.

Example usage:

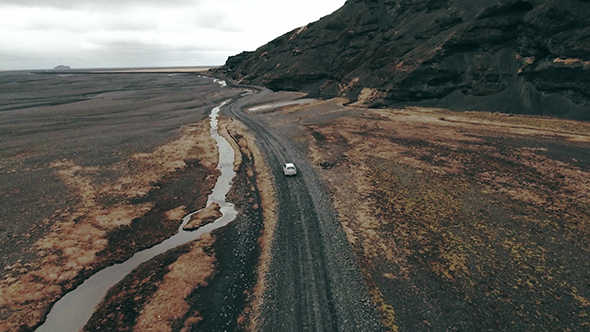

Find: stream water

[36,100,237,332]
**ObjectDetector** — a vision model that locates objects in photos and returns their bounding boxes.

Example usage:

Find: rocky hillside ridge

[212,0,590,120]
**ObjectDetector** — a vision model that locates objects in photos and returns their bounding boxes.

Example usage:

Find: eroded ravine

[36,100,238,332]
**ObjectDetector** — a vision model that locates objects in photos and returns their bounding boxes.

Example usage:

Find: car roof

[285,163,295,167]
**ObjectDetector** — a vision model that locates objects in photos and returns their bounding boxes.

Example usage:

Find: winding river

[36,99,238,332]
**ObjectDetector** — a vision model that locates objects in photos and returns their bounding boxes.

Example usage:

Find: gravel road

[224,89,384,332]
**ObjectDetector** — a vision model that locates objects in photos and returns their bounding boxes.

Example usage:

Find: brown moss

[0,119,219,331]
[133,234,217,332]
[183,203,222,231]
[301,103,590,329]
[369,285,399,332]
[166,206,188,222]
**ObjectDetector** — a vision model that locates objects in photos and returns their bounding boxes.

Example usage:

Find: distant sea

[1,66,216,74]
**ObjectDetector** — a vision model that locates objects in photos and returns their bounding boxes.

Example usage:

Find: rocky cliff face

[213,0,590,119]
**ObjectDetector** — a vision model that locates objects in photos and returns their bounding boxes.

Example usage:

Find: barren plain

[252,96,590,331]
[0,72,248,331]
[2,71,590,331]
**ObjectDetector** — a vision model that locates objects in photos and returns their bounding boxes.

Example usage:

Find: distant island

[53,65,71,70]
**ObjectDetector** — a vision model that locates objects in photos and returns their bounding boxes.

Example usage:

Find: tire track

[224,90,384,332]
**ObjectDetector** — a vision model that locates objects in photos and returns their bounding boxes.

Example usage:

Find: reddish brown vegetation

[260,98,590,331]
[0,120,219,331]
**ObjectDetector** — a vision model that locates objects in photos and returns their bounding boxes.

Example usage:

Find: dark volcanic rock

[213,0,590,119]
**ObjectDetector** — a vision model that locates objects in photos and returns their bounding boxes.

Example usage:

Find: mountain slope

[213,0,590,119]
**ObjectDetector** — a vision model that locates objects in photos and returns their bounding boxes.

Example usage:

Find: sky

[0,0,346,70]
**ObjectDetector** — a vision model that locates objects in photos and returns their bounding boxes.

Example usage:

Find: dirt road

[248,96,590,331]
[224,90,384,332]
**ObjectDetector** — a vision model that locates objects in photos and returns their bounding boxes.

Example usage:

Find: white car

[283,163,297,176]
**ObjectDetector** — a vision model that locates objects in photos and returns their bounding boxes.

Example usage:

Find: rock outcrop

[213,0,590,119]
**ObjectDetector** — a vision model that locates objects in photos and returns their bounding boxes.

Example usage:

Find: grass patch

[305,105,590,330]
[0,119,219,331]
[184,203,222,231]
[133,234,217,332]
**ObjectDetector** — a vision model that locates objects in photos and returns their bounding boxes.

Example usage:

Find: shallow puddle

[36,100,238,332]
[248,98,316,112]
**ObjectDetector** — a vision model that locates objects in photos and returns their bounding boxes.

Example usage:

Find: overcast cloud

[0,0,346,70]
